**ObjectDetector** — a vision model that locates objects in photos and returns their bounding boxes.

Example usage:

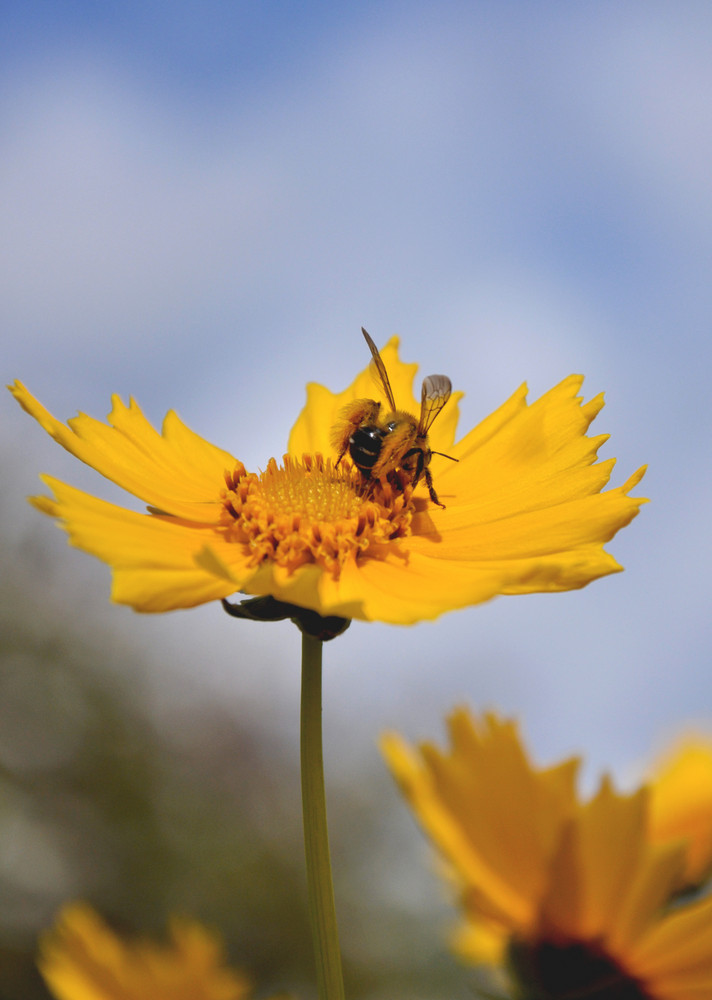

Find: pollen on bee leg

[219,453,413,575]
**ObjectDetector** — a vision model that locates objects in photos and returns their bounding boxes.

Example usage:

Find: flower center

[509,937,655,1000]
[220,454,413,575]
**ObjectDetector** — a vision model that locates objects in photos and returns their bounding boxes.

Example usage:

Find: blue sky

[3,2,712,789]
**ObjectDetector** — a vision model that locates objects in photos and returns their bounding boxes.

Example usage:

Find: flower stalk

[300,631,345,1000]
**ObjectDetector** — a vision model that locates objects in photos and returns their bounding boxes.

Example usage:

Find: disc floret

[220,454,413,575]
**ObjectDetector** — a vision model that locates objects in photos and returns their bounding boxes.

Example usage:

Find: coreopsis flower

[382,710,712,1000]
[649,737,712,889]
[39,903,256,1000]
[8,336,645,624]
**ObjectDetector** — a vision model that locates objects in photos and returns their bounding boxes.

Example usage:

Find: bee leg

[423,466,445,508]
[405,447,446,508]
[332,422,358,468]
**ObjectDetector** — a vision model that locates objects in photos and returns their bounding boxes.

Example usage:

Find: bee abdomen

[349,426,385,472]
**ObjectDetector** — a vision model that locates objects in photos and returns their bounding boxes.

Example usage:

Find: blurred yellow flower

[649,737,712,888]
[39,903,252,1000]
[383,710,712,1000]
[9,337,645,624]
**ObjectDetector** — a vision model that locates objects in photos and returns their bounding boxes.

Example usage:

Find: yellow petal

[382,711,578,933]
[387,706,712,999]
[199,540,571,624]
[451,918,508,966]
[409,372,647,576]
[550,780,649,940]
[448,375,604,467]
[287,336,462,458]
[412,468,644,559]
[9,381,232,521]
[629,894,712,994]
[34,478,250,612]
[609,838,686,954]
[321,549,537,622]
[649,738,712,886]
[11,343,646,622]
[381,730,534,929]
[542,780,685,951]
[39,902,251,1000]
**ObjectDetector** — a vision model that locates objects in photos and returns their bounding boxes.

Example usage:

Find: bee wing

[361,327,397,411]
[418,375,452,435]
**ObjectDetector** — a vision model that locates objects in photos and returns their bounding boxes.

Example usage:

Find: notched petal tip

[624,464,648,494]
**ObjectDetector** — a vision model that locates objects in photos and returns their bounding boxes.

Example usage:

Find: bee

[332,328,456,507]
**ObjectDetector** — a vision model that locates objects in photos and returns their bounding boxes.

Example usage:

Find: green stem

[300,631,345,1000]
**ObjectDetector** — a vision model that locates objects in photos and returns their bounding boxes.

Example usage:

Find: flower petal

[9,380,233,520]
[541,779,685,951]
[386,708,712,999]
[649,738,712,887]
[322,550,531,622]
[11,347,646,622]
[382,711,579,934]
[408,373,647,589]
[629,894,712,996]
[33,477,253,612]
[287,336,462,458]
[197,542,571,624]
[446,375,603,470]
[39,902,252,1000]
[412,468,645,564]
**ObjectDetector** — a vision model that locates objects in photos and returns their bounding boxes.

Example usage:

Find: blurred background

[1,3,711,997]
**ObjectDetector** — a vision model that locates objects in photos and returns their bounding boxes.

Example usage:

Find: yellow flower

[39,903,252,1000]
[382,710,712,1000]
[649,737,712,888]
[8,337,646,624]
